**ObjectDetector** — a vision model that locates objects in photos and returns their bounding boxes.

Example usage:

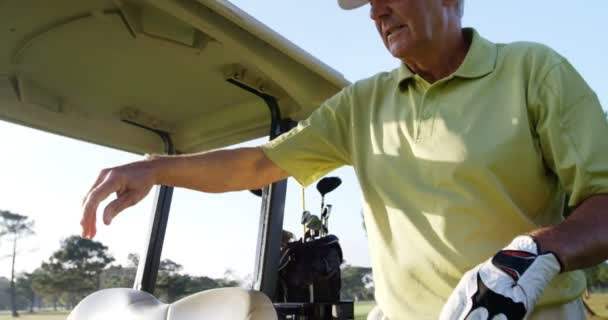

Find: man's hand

[439,236,562,320]
[79,148,289,240]
[80,159,158,239]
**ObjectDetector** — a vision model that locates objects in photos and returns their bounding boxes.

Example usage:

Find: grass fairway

[587,293,608,319]
[0,303,377,320]
[354,301,375,320]
[0,311,68,320]
[0,295,605,319]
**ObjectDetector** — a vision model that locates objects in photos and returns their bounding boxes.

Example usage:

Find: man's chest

[353,84,553,208]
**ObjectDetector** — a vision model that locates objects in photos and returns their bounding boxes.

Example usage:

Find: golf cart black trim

[128,78,291,300]
[123,121,176,294]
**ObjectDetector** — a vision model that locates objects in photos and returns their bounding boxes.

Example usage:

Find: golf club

[301,210,312,242]
[316,177,342,212]
[321,204,332,237]
[302,214,322,241]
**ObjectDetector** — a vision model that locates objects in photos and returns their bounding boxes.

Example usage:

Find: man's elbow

[252,147,290,188]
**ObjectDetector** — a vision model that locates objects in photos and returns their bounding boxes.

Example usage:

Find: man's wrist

[142,153,170,186]
[527,230,566,272]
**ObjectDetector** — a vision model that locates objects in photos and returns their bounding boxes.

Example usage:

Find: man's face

[370,0,447,59]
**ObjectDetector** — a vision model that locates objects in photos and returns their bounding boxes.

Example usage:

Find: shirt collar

[396,28,498,88]
[454,28,498,78]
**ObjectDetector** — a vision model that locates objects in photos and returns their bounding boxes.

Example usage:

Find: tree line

[1,210,376,315]
[0,234,250,312]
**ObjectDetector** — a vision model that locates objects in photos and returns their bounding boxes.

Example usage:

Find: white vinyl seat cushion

[67,287,278,320]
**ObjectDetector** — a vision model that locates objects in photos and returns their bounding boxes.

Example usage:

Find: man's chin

[389,47,410,60]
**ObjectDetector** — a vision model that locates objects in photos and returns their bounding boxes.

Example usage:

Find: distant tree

[159,259,183,274]
[98,253,139,289]
[340,265,374,301]
[100,265,136,289]
[219,269,243,287]
[154,259,186,302]
[585,262,608,291]
[53,236,114,289]
[15,273,36,313]
[153,259,236,303]
[0,277,10,310]
[188,275,224,292]
[127,253,140,268]
[0,210,35,317]
[155,273,192,303]
[33,236,114,309]
[31,266,63,310]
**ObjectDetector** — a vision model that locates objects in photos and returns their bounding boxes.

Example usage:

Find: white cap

[338,0,369,10]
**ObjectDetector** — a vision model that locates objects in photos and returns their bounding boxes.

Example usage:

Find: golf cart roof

[0,0,349,154]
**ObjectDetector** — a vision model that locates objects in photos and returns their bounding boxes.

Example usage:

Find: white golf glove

[439,235,562,320]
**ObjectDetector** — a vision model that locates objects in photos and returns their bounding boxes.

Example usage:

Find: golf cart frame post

[132,79,292,299]
[129,124,176,293]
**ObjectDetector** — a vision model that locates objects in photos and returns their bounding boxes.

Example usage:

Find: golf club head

[303,229,318,242]
[321,204,333,220]
[306,215,323,231]
[322,204,332,236]
[301,210,312,225]
[316,176,342,197]
[281,230,295,247]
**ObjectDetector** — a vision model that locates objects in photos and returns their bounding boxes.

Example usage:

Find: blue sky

[1,0,606,280]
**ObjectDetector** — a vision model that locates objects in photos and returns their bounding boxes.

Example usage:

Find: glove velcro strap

[491,250,537,281]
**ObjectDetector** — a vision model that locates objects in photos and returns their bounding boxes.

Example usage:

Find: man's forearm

[530,193,608,271]
[149,147,288,193]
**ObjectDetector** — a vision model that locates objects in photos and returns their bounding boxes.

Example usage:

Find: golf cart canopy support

[225,78,295,299]
[128,123,176,293]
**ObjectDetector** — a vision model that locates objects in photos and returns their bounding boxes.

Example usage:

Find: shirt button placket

[416,92,435,142]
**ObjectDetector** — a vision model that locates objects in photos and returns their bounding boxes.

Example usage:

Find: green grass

[587,293,608,319]
[0,303,375,320]
[0,311,68,320]
[354,301,375,320]
[0,295,604,320]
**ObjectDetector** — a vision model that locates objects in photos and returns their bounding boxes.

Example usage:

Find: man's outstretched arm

[531,193,608,271]
[80,147,288,239]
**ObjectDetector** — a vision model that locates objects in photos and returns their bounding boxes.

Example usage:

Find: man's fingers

[491,314,507,320]
[465,308,488,320]
[82,169,110,206]
[81,173,122,238]
[102,192,140,225]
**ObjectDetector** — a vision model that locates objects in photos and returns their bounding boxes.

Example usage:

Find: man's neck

[403,28,471,83]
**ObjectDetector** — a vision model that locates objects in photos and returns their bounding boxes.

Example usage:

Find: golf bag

[276,235,343,302]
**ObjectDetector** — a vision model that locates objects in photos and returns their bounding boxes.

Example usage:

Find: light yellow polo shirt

[262,28,608,319]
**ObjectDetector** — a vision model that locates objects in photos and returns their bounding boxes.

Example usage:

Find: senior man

[80,0,608,319]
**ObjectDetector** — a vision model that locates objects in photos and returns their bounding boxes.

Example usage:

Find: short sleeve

[261,88,353,187]
[532,59,608,207]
